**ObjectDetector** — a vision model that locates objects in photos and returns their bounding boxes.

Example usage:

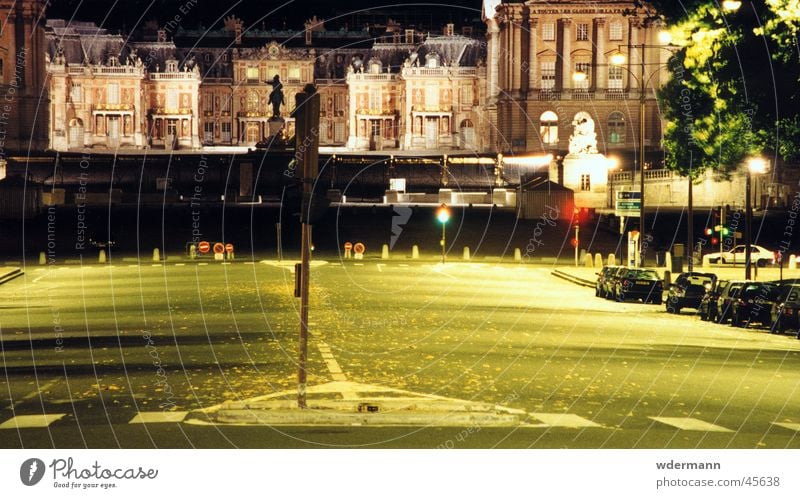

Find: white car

[706,245,776,266]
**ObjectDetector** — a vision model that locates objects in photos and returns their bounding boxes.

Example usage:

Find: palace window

[71,83,82,103]
[107,83,119,104]
[608,111,626,144]
[575,62,591,89]
[609,21,623,41]
[288,67,301,82]
[577,23,589,41]
[580,174,591,191]
[542,22,555,41]
[203,93,214,113]
[246,67,259,82]
[539,111,559,145]
[167,89,178,110]
[608,66,624,90]
[540,61,556,90]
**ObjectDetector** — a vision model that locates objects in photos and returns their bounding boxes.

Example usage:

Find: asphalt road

[1,259,799,448]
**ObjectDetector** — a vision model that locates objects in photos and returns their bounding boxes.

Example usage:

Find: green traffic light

[437,205,451,224]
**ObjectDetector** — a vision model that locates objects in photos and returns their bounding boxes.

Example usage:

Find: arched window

[608,111,626,144]
[540,111,559,145]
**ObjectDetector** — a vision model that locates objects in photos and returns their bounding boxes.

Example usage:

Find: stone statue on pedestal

[268,74,285,118]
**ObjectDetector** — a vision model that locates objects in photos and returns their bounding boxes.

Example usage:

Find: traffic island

[0,267,23,285]
[184,381,532,427]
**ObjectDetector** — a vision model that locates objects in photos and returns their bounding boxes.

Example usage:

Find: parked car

[705,245,776,266]
[770,284,800,334]
[699,279,729,321]
[604,266,629,300]
[595,265,621,298]
[730,282,780,327]
[612,268,663,304]
[665,272,717,314]
[716,280,750,324]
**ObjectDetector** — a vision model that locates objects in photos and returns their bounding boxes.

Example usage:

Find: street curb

[0,268,23,286]
[551,269,594,288]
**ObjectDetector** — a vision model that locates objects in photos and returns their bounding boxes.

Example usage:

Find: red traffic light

[705,228,713,236]
[570,238,578,248]
[711,237,719,245]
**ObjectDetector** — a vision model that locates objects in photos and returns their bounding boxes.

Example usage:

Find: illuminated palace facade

[44,16,489,152]
[483,0,671,157]
[41,1,670,156]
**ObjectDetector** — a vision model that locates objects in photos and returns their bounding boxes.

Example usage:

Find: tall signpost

[294,85,320,409]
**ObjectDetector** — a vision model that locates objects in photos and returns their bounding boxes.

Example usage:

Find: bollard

[39,251,46,265]
[411,245,419,259]
[584,253,594,267]
[228,251,235,261]
[189,244,197,260]
[381,244,390,260]
[153,248,160,262]
[463,247,470,261]
[789,254,797,270]
[99,250,107,264]
[514,248,522,262]
[608,253,616,266]
[666,252,673,269]
[701,255,710,268]
[579,249,587,262]
[664,270,672,289]
[594,253,603,268]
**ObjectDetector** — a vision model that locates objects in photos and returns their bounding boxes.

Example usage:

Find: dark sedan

[613,269,663,304]
[699,279,729,321]
[730,282,780,327]
[665,272,716,314]
[770,284,800,335]
[595,265,621,298]
[716,281,750,324]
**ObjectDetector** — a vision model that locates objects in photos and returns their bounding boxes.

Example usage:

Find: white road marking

[772,422,800,432]
[128,411,189,424]
[0,413,66,429]
[174,263,185,266]
[530,413,604,428]
[376,264,383,272]
[317,343,350,385]
[13,379,61,408]
[649,417,733,432]
[199,263,208,266]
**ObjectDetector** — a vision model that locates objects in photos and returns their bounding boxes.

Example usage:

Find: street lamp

[609,39,676,267]
[436,204,451,264]
[745,157,767,279]
[722,0,742,12]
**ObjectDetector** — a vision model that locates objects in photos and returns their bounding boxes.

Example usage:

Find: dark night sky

[46,0,484,32]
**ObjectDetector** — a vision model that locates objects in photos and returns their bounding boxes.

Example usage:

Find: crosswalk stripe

[128,411,189,424]
[772,422,800,432]
[0,414,67,429]
[529,413,603,428]
[649,417,733,432]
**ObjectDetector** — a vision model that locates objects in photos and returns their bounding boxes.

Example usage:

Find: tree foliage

[655,0,800,177]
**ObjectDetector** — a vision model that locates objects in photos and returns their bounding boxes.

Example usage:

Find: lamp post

[745,157,767,280]
[437,204,451,264]
[606,39,676,267]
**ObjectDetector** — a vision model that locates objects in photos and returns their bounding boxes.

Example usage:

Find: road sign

[344,242,352,251]
[353,242,365,255]
[198,241,210,254]
[213,242,225,254]
[615,191,641,217]
[225,243,234,253]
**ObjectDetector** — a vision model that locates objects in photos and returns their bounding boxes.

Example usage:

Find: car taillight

[623,279,630,286]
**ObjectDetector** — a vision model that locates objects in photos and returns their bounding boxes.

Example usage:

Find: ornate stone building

[46,21,201,150]
[484,0,671,157]
[0,0,49,153]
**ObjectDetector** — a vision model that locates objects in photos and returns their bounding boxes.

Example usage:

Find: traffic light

[721,227,730,236]
[436,204,451,224]
[570,238,578,248]
[711,237,719,245]
[704,228,713,236]
[572,207,580,228]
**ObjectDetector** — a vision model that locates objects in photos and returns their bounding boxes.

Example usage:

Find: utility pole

[638,41,647,267]
[295,85,320,409]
